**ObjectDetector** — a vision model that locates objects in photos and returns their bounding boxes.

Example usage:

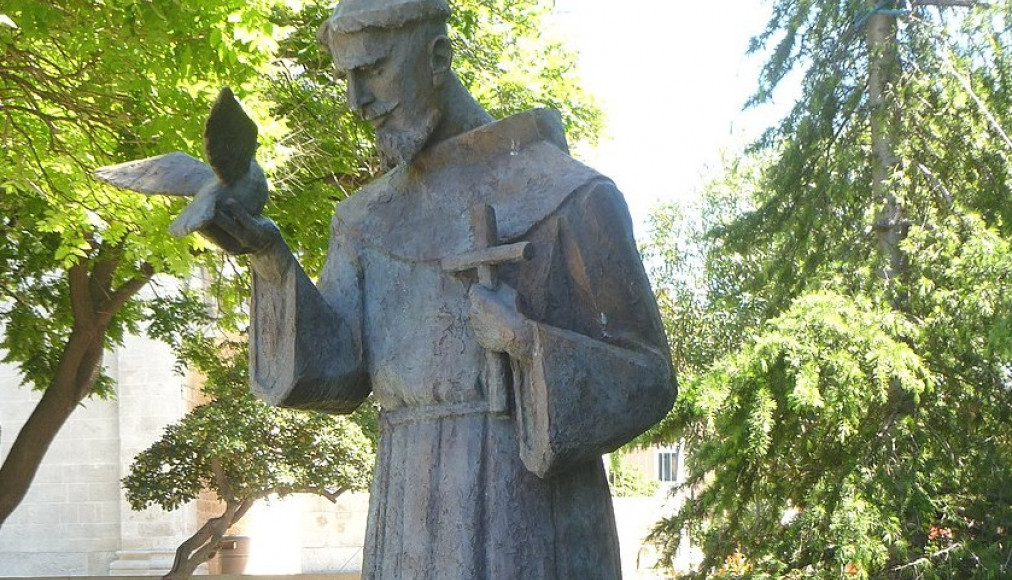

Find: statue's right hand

[205,198,282,256]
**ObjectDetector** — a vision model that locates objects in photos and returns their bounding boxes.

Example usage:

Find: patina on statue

[212,0,675,577]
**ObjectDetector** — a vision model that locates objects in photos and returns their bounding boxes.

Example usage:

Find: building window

[657,447,680,483]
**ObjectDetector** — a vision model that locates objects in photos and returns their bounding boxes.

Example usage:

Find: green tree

[0,0,600,528]
[122,337,375,580]
[646,1,1012,578]
[0,0,285,526]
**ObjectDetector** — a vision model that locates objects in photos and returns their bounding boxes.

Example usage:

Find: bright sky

[550,0,791,233]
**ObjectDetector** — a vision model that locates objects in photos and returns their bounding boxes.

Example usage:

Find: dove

[95,87,268,246]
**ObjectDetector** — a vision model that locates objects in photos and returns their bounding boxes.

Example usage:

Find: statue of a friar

[208,0,675,577]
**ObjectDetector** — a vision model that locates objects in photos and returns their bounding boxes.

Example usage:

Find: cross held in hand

[441,204,532,415]
[440,206,533,281]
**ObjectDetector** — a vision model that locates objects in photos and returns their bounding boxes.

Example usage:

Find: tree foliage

[0,0,600,528]
[122,336,376,579]
[645,1,1012,578]
[0,0,284,526]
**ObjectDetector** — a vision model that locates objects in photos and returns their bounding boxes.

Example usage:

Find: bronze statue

[102,1,675,577]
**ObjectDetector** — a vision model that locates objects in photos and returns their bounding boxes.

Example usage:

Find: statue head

[319,0,455,168]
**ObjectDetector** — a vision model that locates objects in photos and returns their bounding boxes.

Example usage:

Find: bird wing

[168,187,217,238]
[94,152,214,196]
[204,87,258,185]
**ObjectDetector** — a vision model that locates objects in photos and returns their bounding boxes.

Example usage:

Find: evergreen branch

[913,0,983,6]
[942,54,1012,151]
[909,11,1012,151]
[892,542,964,572]
[915,163,954,208]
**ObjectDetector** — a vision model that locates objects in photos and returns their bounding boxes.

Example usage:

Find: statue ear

[429,35,452,87]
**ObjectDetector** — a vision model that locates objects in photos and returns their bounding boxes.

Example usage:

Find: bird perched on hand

[95,87,268,252]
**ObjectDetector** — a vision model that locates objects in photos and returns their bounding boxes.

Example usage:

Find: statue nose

[347,76,375,116]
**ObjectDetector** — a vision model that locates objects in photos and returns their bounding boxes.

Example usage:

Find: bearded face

[374,105,441,168]
[327,23,446,168]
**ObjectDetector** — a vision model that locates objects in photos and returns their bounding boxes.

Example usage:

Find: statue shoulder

[492,144,606,241]
[331,166,404,231]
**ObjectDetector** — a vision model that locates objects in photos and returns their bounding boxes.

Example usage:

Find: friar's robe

[249,109,675,579]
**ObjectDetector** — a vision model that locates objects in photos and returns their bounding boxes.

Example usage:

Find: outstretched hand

[467,283,534,360]
[204,198,282,255]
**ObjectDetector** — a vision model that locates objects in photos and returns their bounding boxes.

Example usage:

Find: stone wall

[0,318,370,576]
[0,358,121,575]
[0,329,197,575]
[106,332,198,575]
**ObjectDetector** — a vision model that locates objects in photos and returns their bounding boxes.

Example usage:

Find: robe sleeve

[248,229,370,413]
[510,180,676,478]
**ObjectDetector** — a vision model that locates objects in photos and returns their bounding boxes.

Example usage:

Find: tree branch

[210,457,236,503]
[163,500,240,580]
[234,496,258,522]
[90,240,124,303]
[914,0,983,7]
[916,163,955,209]
[942,51,1012,151]
[73,343,105,401]
[96,263,153,326]
[316,487,347,503]
[162,493,268,580]
[892,542,964,572]
[68,262,96,328]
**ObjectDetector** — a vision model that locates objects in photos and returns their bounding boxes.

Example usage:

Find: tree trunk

[163,496,256,580]
[161,468,348,580]
[0,327,106,526]
[866,7,909,285]
[0,249,151,527]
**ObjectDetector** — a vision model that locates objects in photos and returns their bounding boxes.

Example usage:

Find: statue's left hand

[467,283,534,359]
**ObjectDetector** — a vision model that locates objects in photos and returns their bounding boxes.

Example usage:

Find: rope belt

[382,399,494,427]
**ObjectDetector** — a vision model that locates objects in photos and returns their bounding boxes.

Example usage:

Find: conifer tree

[646,1,1012,577]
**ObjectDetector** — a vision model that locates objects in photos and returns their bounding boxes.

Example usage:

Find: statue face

[329,26,444,167]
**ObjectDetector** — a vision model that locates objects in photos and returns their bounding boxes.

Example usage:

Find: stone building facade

[0,330,197,574]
